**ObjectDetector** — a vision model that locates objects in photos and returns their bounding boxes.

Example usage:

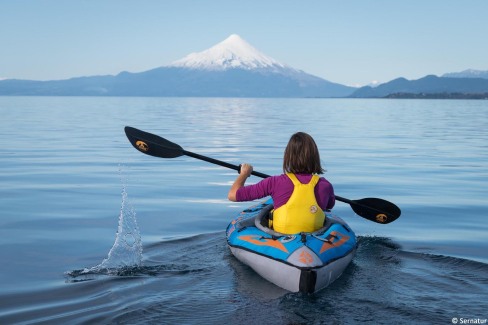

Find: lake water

[0,96,487,324]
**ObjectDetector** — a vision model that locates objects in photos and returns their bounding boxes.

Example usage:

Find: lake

[0,96,487,324]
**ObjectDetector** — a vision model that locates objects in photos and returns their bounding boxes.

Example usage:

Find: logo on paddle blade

[376,213,387,223]
[135,141,149,152]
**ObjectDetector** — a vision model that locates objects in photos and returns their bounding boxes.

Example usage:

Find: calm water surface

[0,97,487,324]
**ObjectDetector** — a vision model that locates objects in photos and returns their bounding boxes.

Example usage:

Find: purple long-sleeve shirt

[236,173,335,210]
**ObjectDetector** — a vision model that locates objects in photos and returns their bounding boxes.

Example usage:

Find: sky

[1,0,487,87]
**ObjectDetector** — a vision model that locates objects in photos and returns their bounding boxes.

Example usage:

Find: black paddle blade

[349,198,401,224]
[124,126,184,158]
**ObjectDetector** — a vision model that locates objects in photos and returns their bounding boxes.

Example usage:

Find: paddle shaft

[182,150,268,178]
[124,126,401,223]
[184,149,352,205]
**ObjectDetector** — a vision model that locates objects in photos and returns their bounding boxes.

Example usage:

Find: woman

[228,132,335,234]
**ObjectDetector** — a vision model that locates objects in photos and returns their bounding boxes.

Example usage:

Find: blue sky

[1,0,487,86]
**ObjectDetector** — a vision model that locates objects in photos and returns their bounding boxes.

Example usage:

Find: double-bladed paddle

[124,126,401,224]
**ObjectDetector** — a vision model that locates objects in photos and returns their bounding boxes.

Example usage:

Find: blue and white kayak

[226,198,357,293]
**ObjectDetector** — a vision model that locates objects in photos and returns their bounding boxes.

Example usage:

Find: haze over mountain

[442,69,488,79]
[0,34,355,98]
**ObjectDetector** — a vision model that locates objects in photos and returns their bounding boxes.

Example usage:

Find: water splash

[68,178,143,277]
[97,184,143,270]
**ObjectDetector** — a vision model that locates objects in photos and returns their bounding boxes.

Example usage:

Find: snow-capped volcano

[170,34,290,71]
[0,34,357,97]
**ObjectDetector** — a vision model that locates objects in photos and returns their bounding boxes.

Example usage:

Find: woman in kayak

[228,132,335,234]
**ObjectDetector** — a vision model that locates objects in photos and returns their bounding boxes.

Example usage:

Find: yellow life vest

[272,173,325,234]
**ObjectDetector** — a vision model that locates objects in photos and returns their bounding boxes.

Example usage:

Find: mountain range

[0,34,354,98]
[1,35,487,98]
[349,74,488,98]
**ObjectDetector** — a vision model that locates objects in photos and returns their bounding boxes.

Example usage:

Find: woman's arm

[316,178,335,210]
[228,163,253,201]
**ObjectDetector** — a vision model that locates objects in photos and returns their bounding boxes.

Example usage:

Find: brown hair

[283,132,324,174]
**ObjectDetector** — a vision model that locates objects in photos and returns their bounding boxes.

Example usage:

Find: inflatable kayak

[226,198,357,293]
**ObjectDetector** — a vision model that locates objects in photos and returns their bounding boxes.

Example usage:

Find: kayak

[226,198,357,293]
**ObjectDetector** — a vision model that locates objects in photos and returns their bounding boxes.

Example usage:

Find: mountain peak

[222,33,246,44]
[169,34,287,71]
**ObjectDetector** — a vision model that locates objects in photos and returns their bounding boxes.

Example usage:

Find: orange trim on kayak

[299,250,314,264]
[319,231,350,254]
[238,235,289,253]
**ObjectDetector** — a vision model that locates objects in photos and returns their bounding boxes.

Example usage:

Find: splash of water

[97,184,143,270]
[71,181,143,277]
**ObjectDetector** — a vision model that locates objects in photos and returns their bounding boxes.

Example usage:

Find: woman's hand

[239,163,253,177]
[228,163,253,201]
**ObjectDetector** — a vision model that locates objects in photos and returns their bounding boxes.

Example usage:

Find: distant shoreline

[384,92,488,99]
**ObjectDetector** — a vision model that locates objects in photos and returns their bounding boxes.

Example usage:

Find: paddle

[124,126,401,224]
